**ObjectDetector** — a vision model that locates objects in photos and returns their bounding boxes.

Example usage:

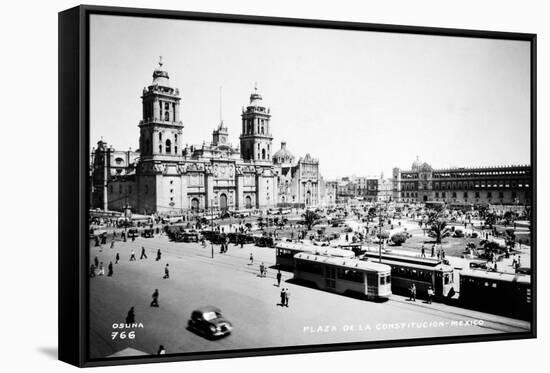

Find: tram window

[492,283,497,288]
[386,275,391,284]
[339,269,364,283]
[380,277,386,285]
[444,274,450,285]
[484,282,489,287]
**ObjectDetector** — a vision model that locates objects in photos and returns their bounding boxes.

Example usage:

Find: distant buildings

[392,157,532,206]
[332,174,392,203]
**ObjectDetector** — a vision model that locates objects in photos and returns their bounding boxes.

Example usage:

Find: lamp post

[211,199,214,259]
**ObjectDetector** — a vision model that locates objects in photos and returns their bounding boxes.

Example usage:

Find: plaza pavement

[89,234,530,359]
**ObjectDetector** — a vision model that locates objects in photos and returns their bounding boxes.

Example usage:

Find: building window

[499,191,504,198]
[165,139,171,154]
[463,192,468,198]
[145,184,148,194]
[487,192,492,198]
[452,192,457,198]
[159,132,162,141]
[435,192,439,198]
[442,192,446,198]
[159,145,162,154]
[475,191,480,198]
[129,185,132,194]
[262,148,266,160]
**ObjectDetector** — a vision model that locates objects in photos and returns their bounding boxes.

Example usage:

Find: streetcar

[293,253,392,300]
[275,242,355,270]
[360,251,455,299]
[459,269,531,320]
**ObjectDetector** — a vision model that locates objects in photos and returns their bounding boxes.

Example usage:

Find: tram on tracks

[459,269,532,320]
[275,242,355,270]
[360,251,456,299]
[293,253,392,300]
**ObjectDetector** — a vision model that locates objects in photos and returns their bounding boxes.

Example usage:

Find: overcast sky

[90,15,531,180]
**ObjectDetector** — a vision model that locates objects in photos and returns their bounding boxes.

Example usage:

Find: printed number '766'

[112,331,136,340]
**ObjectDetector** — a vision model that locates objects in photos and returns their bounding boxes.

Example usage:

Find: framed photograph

[59,5,536,367]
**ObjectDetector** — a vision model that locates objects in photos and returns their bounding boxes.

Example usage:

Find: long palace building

[90,59,334,214]
[392,157,532,206]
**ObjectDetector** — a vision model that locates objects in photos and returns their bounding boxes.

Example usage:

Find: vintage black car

[187,306,232,339]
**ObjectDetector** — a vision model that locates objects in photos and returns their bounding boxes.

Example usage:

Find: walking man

[260,262,265,277]
[249,253,254,265]
[107,261,114,277]
[409,283,416,302]
[276,270,282,287]
[280,288,286,307]
[431,244,435,258]
[163,264,170,279]
[427,285,434,304]
[156,249,161,261]
[98,262,105,276]
[125,306,135,324]
[130,250,136,261]
[94,256,99,268]
[110,240,115,249]
[421,245,426,258]
[151,289,159,307]
[115,252,120,264]
[140,246,147,260]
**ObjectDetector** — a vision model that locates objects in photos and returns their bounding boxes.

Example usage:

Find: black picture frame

[59,4,537,367]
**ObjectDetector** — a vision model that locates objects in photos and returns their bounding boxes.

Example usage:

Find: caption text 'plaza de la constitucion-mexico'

[91,60,532,214]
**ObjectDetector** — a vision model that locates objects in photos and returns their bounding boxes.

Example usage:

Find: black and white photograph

[83,10,534,362]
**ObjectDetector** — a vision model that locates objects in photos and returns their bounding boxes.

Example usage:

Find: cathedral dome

[273,142,295,165]
[151,57,170,87]
[249,83,263,106]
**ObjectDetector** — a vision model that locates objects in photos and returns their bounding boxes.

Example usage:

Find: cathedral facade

[90,60,332,215]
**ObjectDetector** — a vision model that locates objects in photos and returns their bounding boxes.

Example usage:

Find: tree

[391,232,407,246]
[427,218,452,244]
[484,213,497,229]
[302,210,321,231]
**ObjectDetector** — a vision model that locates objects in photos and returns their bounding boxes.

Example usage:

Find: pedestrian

[130,250,136,261]
[280,288,286,307]
[409,283,416,302]
[98,262,105,276]
[156,249,161,261]
[125,307,135,324]
[110,240,115,249]
[431,244,435,257]
[94,256,99,268]
[163,264,170,279]
[276,270,282,287]
[517,256,521,268]
[107,261,113,276]
[151,289,159,307]
[157,345,166,355]
[284,288,290,307]
[249,253,254,265]
[345,233,349,242]
[421,245,426,258]
[89,264,96,278]
[427,286,434,304]
[115,252,120,264]
[441,249,446,260]
[260,262,265,277]
[140,246,147,259]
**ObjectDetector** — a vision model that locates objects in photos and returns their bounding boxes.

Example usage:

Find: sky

[90,14,531,180]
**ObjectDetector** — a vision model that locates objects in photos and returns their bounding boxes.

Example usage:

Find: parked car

[187,306,232,339]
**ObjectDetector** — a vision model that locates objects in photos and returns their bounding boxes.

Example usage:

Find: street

[89,234,530,358]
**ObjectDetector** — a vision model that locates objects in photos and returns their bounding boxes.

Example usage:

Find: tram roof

[361,251,448,269]
[277,242,355,258]
[294,253,391,273]
[460,269,531,284]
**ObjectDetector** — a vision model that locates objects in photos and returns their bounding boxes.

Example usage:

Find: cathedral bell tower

[138,57,184,159]
[239,84,273,162]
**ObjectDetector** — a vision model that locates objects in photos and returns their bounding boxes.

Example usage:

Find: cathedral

[90,59,334,215]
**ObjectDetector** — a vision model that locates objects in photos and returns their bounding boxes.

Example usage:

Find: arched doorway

[306,191,311,205]
[245,195,252,209]
[219,193,228,211]
[191,198,199,211]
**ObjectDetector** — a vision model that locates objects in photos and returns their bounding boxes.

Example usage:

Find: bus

[275,242,355,270]
[293,253,392,300]
[360,251,455,299]
[459,269,531,320]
